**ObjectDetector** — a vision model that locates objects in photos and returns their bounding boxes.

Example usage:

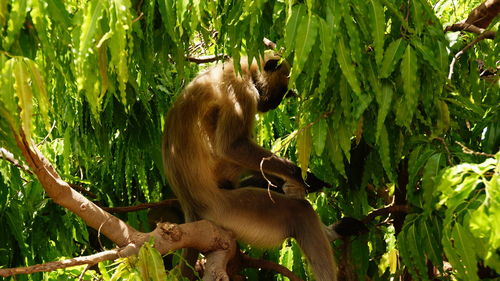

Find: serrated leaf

[451,224,480,281]
[396,45,418,128]
[337,122,351,162]
[411,39,440,73]
[336,36,361,95]
[375,83,393,142]
[341,4,362,64]
[108,0,133,106]
[297,126,312,179]
[377,125,395,182]
[327,124,346,178]
[13,58,33,139]
[411,0,423,34]
[317,15,335,94]
[2,0,28,50]
[379,38,407,78]
[285,4,306,53]
[422,153,443,211]
[369,0,385,66]
[435,100,450,135]
[312,118,327,156]
[420,219,442,268]
[25,59,49,129]
[289,13,319,86]
[407,224,427,280]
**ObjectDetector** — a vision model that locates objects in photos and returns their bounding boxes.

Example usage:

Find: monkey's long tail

[294,211,338,281]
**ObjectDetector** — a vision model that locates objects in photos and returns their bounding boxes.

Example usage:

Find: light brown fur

[163,54,337,281]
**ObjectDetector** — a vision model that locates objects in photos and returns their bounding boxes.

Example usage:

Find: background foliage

[0,0,498,280]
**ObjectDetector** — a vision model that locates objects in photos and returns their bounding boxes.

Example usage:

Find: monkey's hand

[282,181,306,199]
[325,217,368,241]
[304,172,332,192]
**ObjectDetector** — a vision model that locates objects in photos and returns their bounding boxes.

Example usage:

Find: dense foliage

[0,0,498,280]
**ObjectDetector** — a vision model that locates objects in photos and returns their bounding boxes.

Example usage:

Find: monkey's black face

[256,58,293,113]
[257,86,290,112]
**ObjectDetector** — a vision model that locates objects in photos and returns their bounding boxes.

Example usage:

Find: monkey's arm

[223,138,329,192]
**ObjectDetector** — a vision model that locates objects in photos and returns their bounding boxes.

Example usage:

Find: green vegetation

[0,0,498,280]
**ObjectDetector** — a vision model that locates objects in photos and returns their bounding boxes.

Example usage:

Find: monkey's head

[254,53,294,113]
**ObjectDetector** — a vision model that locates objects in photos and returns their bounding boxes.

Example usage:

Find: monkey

[162,52,337,280]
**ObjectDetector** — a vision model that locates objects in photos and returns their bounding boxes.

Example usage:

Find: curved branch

[7,129,238,281]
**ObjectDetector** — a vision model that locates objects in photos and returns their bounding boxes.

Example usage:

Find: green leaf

[420,218,443,268]
[317,15,335,94]
[369,0,385,66]
[336,36,361,95]
[396,45,418,128]
[327,123,346,178]
[285,4,306,53]
[13,58,33,138]
[340,1,362,64]
[312,118,327,156]
[422,153,443,211]
[297,125,312,179]
[379,38,407,78]
[375,83,393,142]
[377,124,395,182]
[2,0,28,50]
[289,13,319,86]
[451,224,480,281]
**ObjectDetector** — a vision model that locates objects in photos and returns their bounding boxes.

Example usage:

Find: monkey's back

[162,61,259,216]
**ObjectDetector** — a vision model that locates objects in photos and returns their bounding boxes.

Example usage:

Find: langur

[163,52,337,280]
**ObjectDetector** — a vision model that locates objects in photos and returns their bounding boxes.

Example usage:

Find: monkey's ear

[264,59,280,72]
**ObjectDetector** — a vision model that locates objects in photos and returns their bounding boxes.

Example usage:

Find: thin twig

[448,32,494,80]
[434,137,453,165]
[0,244,139,277]
[77,264,91,281]
[0,147,32,174]
[456,141,496,157]
[259,156,277,203]
[187,54,229,64]
[362,205,411,224]
[37,121,56,146]
[101,199,179,213]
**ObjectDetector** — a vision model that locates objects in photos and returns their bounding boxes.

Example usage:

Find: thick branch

[14,130,140,247]
[445,23,496,39]
[6,130,238,281]
[464,0,500,29]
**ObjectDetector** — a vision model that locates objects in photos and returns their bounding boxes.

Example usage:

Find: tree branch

[0,244,139,277]
[448,31,493,80]
[187,54,229,64]
[5,129,238,281]
[102,199,179,213]
[362,205,411,224]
